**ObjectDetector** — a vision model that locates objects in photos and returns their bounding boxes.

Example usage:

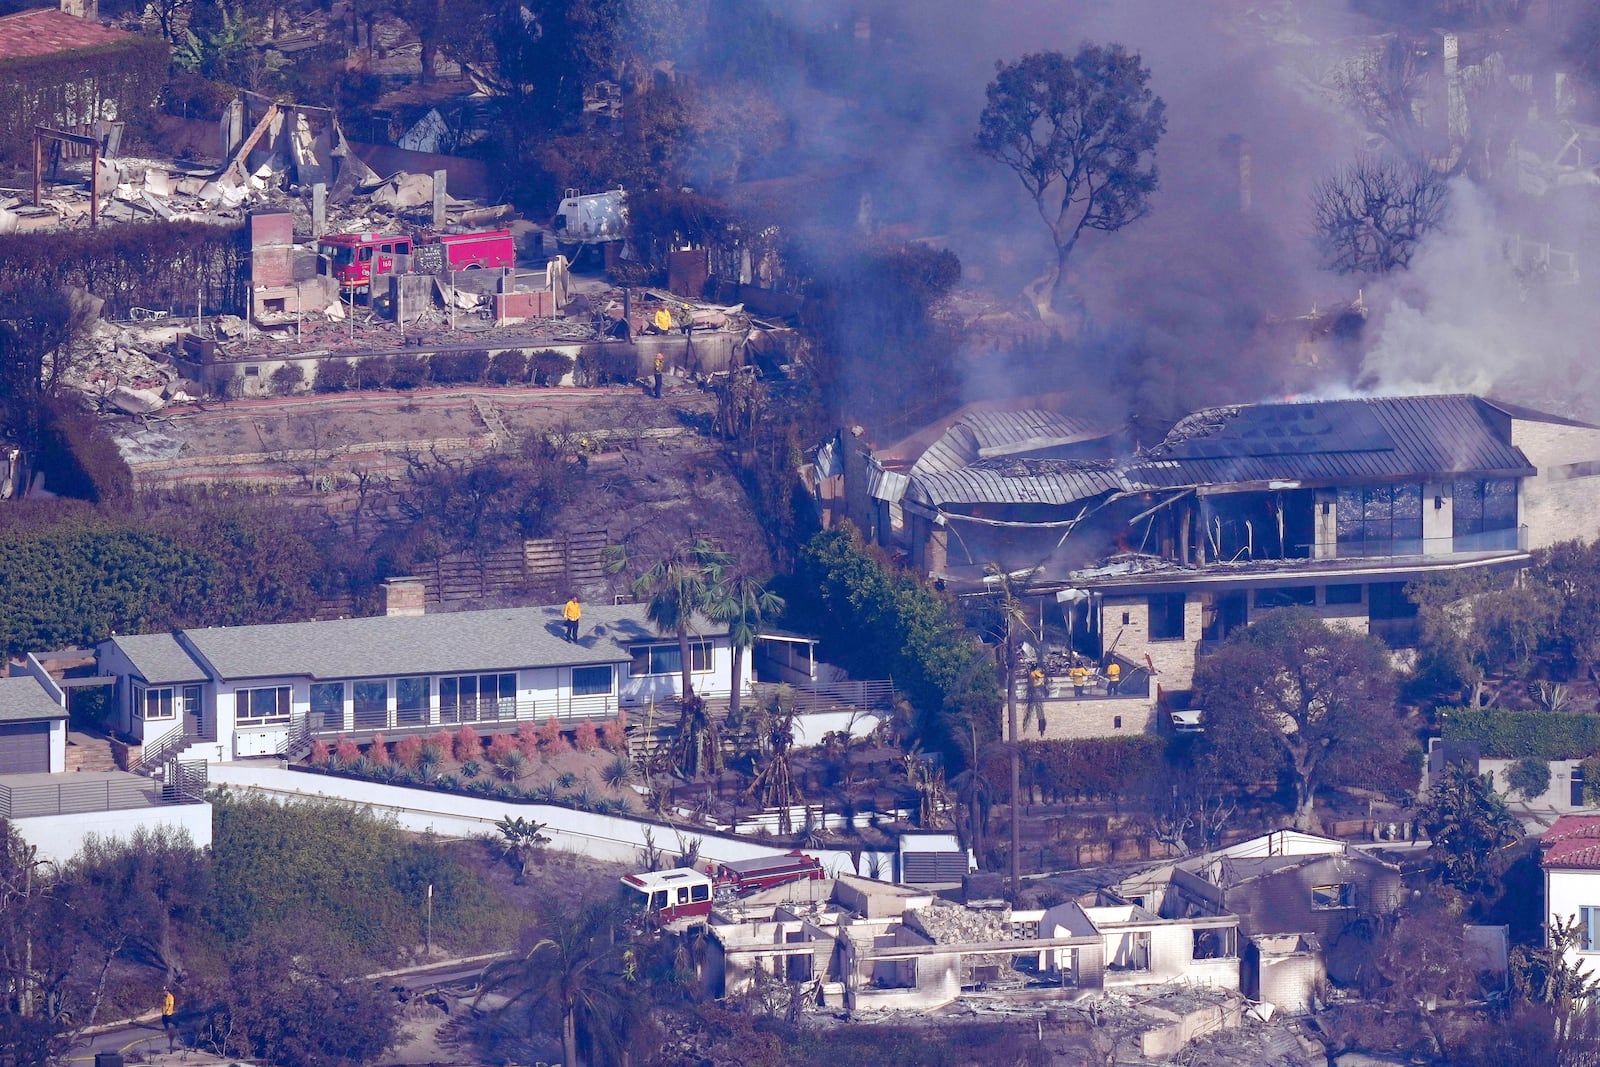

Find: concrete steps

[65,734,119,773]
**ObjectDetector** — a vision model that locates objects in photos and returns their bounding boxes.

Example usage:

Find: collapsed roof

[881,395,1542,515]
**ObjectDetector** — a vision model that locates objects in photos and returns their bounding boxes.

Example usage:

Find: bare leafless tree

[1335,35,1428,158]
[1313,156,1449,275]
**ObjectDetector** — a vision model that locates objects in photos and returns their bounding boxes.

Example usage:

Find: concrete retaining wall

[207,762,897,878]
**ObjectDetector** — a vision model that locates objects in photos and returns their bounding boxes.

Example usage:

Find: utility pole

[425,882,433,956]
[1007,606,1020,903]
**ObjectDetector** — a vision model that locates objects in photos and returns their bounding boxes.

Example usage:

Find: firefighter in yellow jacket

[563,596,581,642]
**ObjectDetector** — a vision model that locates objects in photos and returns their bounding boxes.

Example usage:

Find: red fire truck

[712,851,826,895]
[316,228,514,292]
[620,868,714,923]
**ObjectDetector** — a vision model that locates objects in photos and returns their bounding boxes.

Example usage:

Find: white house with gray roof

[96,601,745,762]
[0,675,68,775]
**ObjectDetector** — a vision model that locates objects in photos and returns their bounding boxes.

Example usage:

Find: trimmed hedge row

[1020,736,1167,802]
[1439,706,1600,760]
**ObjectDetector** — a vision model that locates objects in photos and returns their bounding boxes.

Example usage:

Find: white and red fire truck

[316,227,514,292]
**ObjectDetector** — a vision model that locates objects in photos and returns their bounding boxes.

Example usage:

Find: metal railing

[130,726,198,777]
[0,761,207,819]
[750,679,896,712]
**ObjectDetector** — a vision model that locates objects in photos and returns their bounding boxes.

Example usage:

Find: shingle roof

[0,677,66,723]
[0,9,141,62]
[179,603,724,682]
[1125,396,1535,488]
[108,633,210,685]
[1543,815,1600,870]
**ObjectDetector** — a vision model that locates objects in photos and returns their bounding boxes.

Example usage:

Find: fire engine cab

[619,868,713,923]
[317,228,514,292]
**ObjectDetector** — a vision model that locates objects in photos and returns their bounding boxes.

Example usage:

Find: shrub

[314,359,353,392]
[1020,737,1167,803]
[530,350,574,387]
[309,739,331,765]
[537,718,569,754]
[486,733,518,764]
[1440,708,1600,760]
[486,348,527,384]
[601,713,628,753]
[452,724,481,761]
[496,747,528,782]
[394,735,425,769]
[574,347,636,386]
[334,735,361,767]
[514,721,541,759]
[389,352,430,389]
[419,738,446,771]
[1508,757,1552,800]
[366,732,390,765]
[431,348,489,383]
[270,362,305,396]
[354,355,392,389]
[574,721,600,752]
[460,759,482,779]
[602,755,633,789]
[428,729,454,758]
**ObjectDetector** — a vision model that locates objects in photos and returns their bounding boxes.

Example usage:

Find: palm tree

[744,695,802,834]
[632,538,735,778]
[475,902,629,1067]
[633,538,734,708]
[706,573,785,725]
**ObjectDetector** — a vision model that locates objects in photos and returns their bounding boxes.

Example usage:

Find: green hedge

[0,35,170,165]
[1439,707,1600,760]
[1021,736,1167,802]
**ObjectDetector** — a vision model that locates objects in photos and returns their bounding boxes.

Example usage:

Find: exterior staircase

[64,732,119,773]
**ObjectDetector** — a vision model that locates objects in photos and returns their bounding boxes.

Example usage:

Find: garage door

[0,722,49,774]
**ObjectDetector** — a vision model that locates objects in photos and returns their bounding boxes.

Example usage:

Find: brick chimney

[380,577,426,617]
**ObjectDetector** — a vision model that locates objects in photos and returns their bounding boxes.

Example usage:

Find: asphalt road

[68,952,508,1064]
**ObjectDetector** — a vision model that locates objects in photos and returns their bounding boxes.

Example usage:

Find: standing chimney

[380,577,426,617]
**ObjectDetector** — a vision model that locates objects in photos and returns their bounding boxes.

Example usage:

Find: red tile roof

[0,9,140,63]
[1542,815,1600,870]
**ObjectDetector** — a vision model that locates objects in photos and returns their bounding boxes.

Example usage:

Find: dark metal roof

[1126,395,1535,488]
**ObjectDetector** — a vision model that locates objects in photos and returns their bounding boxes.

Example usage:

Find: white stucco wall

[206,762,896,879]
[1547,866,1600,979]
[48,721,66,774]
[1512,419,1600,550]
[11,802,213,865]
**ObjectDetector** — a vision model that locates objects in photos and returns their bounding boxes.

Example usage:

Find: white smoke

[1361,178,1600,418]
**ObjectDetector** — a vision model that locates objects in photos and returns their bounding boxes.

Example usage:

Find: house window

[1311,883,1357,910]
[137,686,176,720]
[395,677,430,726]
[1147,594,1186,641]
[572,665,614,697]
[1325,583,1363,605]
[1580,907,1600,952]
[1193,927,1238,960]
[1337,483,1423,552]
[1453,478,1519,542]
[352,679,388,729]
[439,673,516,722]
[1253,586,1315,609]
[236,686,291,726]
[630,641,712,676]
[310,682,344,729]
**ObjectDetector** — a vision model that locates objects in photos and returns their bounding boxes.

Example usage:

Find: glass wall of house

[1336,483,1424,558]
[1452,478,1519,551]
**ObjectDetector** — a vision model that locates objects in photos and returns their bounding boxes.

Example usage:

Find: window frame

[571,664,614,697]
[629,640,713,676]
[1581,906,1600,952]
[1147,594,1186,642]
[235,685,292,727]
[136,685,176,721]
[439,672,517,721]
[1310,882,1357,910]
